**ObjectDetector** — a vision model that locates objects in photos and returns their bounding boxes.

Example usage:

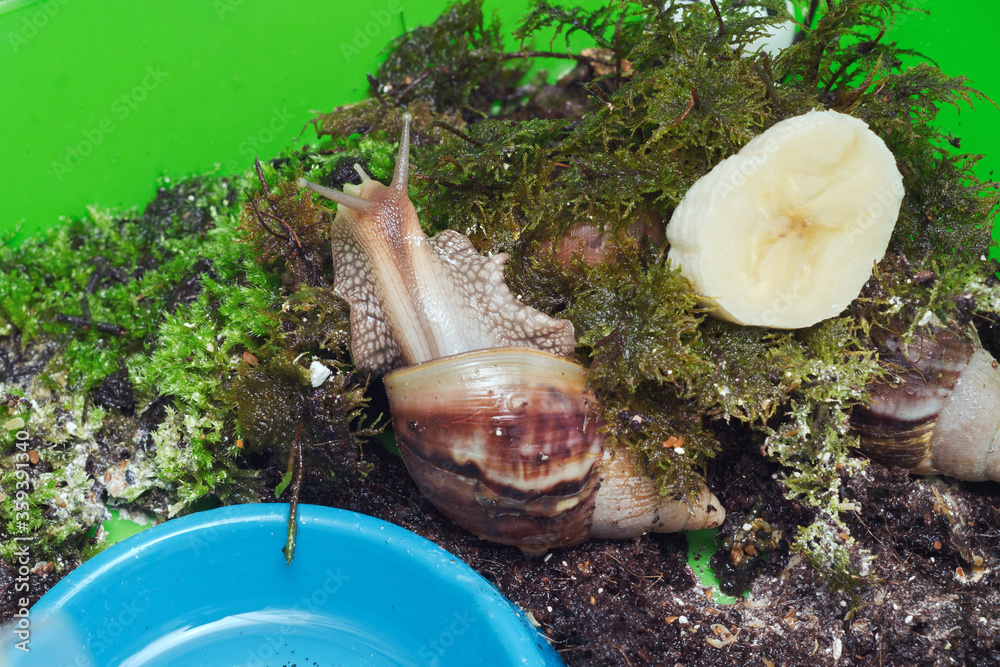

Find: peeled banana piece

[666,109,904,329]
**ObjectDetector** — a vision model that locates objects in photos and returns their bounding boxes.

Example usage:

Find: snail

[850,319,1000,482]
[298,113,725,554]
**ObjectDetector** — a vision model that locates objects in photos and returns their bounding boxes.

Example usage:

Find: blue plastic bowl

[2,504,563,666]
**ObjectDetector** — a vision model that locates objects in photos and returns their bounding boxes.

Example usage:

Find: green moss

[0,390,28,453]
[0,170,289,565]
[570,254,707,395]
[377,0,515,113]
[792,517,870,592]
[230,355,377,487]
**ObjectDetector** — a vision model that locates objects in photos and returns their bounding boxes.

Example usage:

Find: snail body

[299,114,724,554]
[851,322,1000,482]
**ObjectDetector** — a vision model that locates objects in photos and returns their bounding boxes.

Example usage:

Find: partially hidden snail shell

[851,323,1000,482]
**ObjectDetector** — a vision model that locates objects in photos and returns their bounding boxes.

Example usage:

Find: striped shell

[385,348,603,554]
[386,347,724,554]
[851,324,1000,482]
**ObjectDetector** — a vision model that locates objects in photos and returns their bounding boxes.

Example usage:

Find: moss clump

[0,161,373,568]
[231,356,375,491]
[377,0,517,114]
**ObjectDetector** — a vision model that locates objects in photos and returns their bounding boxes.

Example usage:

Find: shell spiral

[385,348,604,554]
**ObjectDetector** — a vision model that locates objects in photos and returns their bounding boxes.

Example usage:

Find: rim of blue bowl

[6,504,563,667]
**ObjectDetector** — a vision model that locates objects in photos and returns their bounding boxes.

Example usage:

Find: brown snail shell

[299,113,725,554]
[851,321,1000,482]
[385,347,721,554]
[543,212,665,270]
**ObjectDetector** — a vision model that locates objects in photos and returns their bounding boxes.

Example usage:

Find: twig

[248,192,307,252]
[708,0,725,40]
[823,30,885,96]
[606,639,633,666]
[793,0,821,45]
[92,321,128,336]
[412,173,471,191]
[437,156,492,198]
[499,50,617,67]
[250,158,307,249]
[753,57,782,113]
[254,157,271,198]
[613,1,625,88]
[585,82,613,109]
[667,88,697,127]
[393,69,432,103]
[366,73,391,110]
[283,418,306,565]
[245,195,290,240]
[56,297,127,336]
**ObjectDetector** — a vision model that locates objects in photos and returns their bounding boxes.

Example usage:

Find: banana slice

[666,109,904,329]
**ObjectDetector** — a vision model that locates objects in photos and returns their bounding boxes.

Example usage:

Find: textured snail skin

[297,116,574,375]
[300,114,725,553]
[850,325,1000,482]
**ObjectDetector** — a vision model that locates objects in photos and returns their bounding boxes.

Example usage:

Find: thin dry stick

[708,0,725,39]
[499,50,617,67]
[429,120,484,147]
[283,418,306,564]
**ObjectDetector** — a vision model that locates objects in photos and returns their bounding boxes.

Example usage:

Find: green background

[0,0,998,248]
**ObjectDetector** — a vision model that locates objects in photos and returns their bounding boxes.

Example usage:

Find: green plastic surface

[0,0,589,244]
[100,507,154,546]
[686,527,739,605]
